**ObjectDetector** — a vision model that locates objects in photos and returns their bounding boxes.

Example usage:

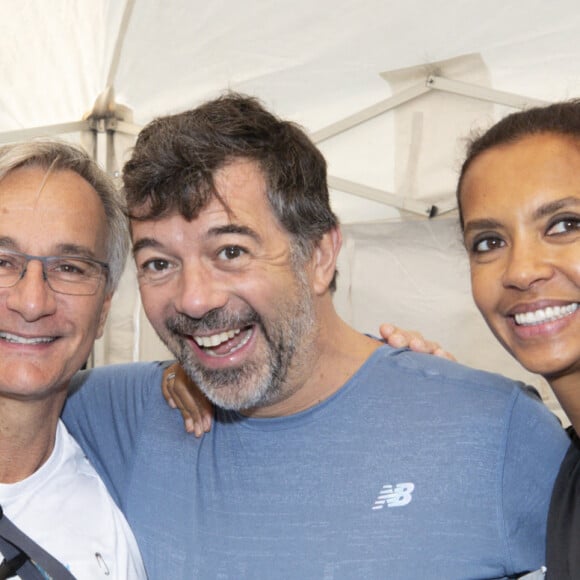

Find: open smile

[0,331,57,345]
[192,326,254,357]
[513,303,578,327]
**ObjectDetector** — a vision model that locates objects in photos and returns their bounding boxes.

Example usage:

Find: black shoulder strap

[0,506,76,579]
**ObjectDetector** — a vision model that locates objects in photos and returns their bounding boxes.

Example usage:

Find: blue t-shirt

[63,346,568,579]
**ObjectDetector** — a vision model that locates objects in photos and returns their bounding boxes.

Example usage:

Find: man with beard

[63,93,568,579]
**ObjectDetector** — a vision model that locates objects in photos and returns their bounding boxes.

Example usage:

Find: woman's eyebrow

[532,196,580,221]
[463,218,502,237]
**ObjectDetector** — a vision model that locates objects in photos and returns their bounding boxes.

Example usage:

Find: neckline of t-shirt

[220,344,392,432]
[0,420,65,502]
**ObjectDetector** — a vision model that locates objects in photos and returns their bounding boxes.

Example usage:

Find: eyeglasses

[0,249,109,296]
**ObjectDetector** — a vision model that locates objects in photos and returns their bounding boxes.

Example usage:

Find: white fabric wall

[335,219,564,422]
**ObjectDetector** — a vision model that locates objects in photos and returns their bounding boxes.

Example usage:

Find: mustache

[166,308,261,336]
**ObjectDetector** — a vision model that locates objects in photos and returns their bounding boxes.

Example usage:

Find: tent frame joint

[317,73,549,218]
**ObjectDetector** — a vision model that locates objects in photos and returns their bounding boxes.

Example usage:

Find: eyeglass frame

[0,248,110,296]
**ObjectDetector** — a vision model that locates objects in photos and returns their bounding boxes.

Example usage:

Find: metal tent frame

[0,73,547,217]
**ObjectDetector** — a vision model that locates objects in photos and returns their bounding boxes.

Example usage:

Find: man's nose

[173,263,229,319]
[5,260,58,321]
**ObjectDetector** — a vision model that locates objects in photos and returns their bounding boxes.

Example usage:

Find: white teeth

[514,303,578,326]
[0,332,55,344]
[204,328,252,357]
[194,328,241,348]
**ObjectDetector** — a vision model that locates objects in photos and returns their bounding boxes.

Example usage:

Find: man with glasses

[0,141,145,578]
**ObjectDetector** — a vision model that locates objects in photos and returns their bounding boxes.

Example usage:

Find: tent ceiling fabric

[2,0,580,219]
[3,0,580,130]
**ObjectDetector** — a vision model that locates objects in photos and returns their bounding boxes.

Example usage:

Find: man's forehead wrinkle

[55,243,100,259]
[0,236,97,258]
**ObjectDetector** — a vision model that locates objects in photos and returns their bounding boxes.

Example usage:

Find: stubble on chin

[159,262,317,412]
[174,329,290,411]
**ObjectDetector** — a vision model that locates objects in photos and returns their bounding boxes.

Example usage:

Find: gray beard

[177,330,292,411]
[160,270,315,411]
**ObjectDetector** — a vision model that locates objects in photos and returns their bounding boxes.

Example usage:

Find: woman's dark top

[546,428,580,579]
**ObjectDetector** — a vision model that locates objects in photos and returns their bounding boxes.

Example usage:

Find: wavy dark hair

[123,92,339,290]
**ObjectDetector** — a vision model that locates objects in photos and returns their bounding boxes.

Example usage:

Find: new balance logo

[372,482,415,510]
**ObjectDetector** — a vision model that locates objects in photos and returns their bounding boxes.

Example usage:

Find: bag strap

[0,506,76,579]
[0,537,44,580]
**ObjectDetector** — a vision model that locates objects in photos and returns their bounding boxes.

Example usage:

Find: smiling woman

[460,134,580,386]
[456,101,580,579]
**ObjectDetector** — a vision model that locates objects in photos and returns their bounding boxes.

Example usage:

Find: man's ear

[96,292,114,339]
[311,226,342,295]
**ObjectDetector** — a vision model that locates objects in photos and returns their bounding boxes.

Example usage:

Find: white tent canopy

[2,0,579,421]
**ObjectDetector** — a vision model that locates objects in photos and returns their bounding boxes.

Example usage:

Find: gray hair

[0,140,129,291]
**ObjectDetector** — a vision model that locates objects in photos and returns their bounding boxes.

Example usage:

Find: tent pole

[426,75,548,109]
[106,0,137,88]
[310,82,431,144]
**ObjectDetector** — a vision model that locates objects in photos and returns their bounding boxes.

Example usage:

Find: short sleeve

[501,387,569,573]
[62,362,166,506]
